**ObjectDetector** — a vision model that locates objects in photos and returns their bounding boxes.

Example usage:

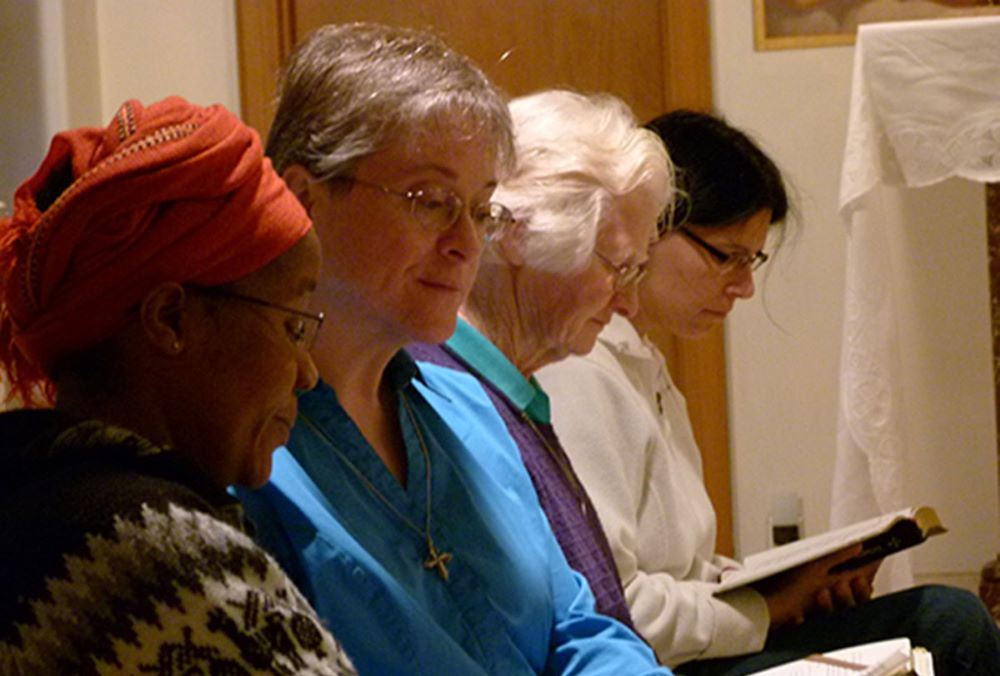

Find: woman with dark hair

[538,109,1000,675]
[0,97,354,673]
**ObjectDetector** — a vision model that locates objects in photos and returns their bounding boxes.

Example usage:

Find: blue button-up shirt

[237,352,668,675]
[408,320,638,630]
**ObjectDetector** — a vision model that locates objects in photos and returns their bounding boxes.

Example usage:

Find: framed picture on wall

[754,0,1000,51]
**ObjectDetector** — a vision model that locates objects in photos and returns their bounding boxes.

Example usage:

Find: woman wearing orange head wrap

[0,97,355,674]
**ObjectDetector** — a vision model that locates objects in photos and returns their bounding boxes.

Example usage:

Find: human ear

[138,283,189,356]
[282,164,320,213]
[494,217,527,268]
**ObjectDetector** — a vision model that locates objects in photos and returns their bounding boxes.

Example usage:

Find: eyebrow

[695,232,755,254]
[595,234,649,264]
[289,277,318,296]
[391,162,499,193]
[390,162,458,182]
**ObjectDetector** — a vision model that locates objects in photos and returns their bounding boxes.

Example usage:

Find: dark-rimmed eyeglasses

[337,177,514,239]
[677,226,769,273]
[592,250,648,291]
[186,285,324,350]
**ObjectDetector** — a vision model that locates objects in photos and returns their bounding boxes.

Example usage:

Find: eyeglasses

[677,226,769,273]
[338,177,515,239]
[592,250,649,292]
[186,285,325,350]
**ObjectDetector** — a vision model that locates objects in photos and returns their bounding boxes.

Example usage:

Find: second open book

[748,637,934,675]
[714,506,946,594]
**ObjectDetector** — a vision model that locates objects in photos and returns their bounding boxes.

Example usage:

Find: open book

[747,637,934,675]
[715,506,946,594]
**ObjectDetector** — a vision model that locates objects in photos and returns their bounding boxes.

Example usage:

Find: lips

[420,280,463,292]
[702,308,730,321]
[418,274,477,300]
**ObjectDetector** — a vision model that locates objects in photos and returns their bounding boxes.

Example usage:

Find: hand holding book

[753,543,877,628]
[813,552,880,614]
[715,507,945,597]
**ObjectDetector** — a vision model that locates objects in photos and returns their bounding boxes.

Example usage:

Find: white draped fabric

[834,17,1000,592]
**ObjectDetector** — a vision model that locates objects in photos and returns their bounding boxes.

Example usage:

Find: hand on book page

[751,544,867,628]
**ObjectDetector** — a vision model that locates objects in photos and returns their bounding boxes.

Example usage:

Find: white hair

[490,90,674,273]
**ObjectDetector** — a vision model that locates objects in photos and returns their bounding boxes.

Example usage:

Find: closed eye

[286,318,309,345]
[413,188,456,213]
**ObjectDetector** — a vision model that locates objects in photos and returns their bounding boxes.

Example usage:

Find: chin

[569,328,603,356]
[242,455,274,489]
[239,429,285,487]
[410,316,459,345]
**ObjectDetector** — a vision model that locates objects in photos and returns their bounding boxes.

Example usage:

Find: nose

[612,282,641,319]
[724,266,756,300]
[440,209,484,261]
[295,349,320,393]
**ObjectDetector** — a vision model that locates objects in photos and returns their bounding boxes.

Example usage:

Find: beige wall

[89,0,240,120]
[0,1,62,207]
[710,1,999,590]
[0,0,238,202]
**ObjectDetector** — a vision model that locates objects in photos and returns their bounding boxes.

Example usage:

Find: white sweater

[536,315,769,667]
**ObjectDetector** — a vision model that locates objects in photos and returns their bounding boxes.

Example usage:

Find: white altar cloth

[833,16,1000,591]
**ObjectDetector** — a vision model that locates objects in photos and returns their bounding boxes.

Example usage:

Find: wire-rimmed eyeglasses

[186,285,324,350]
[337,177,514,239]
[592,250,649,291]
[677,226,769,273]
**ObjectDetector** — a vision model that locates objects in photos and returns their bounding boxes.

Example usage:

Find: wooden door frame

[233,0,734,556]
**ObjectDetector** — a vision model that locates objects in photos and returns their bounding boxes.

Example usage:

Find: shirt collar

[299,349,426,416]
[384,349,423,392]
[599,313,653,359]
[446,318,551,423]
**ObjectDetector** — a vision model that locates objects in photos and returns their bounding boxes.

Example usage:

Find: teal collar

[446,318,551,424]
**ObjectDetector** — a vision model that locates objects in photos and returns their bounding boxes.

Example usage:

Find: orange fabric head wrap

[0,96,311,406]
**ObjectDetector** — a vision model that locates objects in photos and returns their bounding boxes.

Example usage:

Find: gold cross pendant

[424,544,453,582]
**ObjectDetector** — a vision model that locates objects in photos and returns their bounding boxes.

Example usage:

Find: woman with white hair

[409,89,673,630]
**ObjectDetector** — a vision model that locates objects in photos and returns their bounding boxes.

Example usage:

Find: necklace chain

[399,392,453,580]
[298,391,452,581]
[519,412,588,517]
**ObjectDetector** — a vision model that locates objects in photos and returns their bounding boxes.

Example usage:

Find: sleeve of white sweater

[537,346,770,668]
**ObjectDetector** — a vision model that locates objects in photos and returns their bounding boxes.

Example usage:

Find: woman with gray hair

[409,89,673,630]
[238,25,670,675]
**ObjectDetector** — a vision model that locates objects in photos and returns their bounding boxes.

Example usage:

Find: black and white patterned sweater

[0,409,356,675]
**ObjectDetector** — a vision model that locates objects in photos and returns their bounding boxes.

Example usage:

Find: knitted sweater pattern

[0,410,354,675]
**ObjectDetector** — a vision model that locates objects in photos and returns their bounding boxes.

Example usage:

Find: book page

[912,647,934,676]
[748,638,916,675]
[743,510,913,570]
[714,507,920,594]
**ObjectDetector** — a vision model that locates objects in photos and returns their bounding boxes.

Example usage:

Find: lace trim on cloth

[840,17,1000,215]
[1,503,355,675]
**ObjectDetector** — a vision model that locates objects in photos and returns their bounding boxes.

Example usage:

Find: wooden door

[234,0,733,556]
